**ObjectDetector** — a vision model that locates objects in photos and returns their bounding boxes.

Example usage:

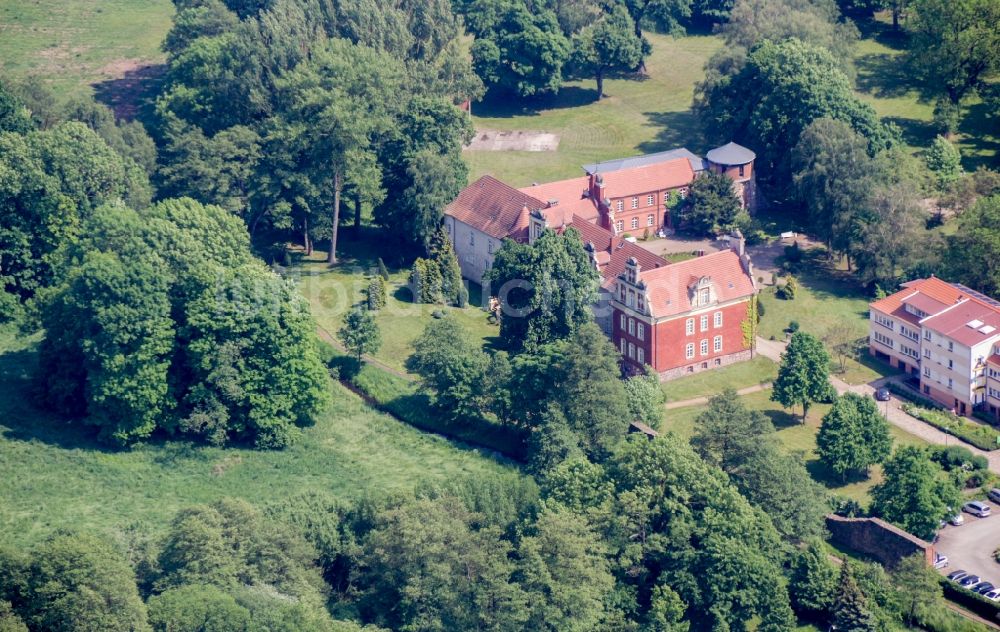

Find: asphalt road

[936,513,1000,588]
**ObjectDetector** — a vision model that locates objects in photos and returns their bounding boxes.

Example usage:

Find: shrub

[777,275,798,300]
[784,242,802,263]
[366,276,387,311]
[788,320,800,333]
[902,404,1000,451]
[377,257,390,280]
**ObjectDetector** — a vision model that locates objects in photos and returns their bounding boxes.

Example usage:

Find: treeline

[154,0,477,262]
[0,447,967,632]
[0,81,331,449]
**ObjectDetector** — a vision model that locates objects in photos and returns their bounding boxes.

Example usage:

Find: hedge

[941,579,1000,621]
[901,403,1000,451]
[885,381,945,411]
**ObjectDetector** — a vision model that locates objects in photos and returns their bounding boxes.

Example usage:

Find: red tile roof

[870,277,965,317]
[988,354,1000,367]
[921,300,1000,347]
[518,177,600,224]
[599,158,695,200]
[445,175,545,240]
[567,218,667,289]
[638,250,755,319]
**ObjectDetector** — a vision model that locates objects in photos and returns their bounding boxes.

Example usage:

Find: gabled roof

[921,300,1000,347]
[568,218,667,289]
[599,158,695,200]
[518,177,600,225]
[870,277,966,318]
[987,354,1000,368]
[705,142,756,166]
[445,175,545,240]
[583,148,707,175]
[638,250,755,319]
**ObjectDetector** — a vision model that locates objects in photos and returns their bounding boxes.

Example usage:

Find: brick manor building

[443,144,759,380]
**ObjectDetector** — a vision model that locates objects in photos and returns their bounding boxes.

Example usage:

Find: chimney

[547,199,559,207]
[730,229,745,257]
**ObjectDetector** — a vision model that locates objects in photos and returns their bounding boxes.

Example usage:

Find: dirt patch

[92,61,166,120]
[466,129,560,152]
[98,58,147,78]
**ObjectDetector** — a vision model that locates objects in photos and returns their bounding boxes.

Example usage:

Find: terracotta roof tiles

[638,250,755,318]
[445,175,545,240]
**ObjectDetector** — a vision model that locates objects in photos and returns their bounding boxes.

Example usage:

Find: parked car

[973,582,995,594]
[963,501,992,517]
[985,590,1000,602]
[948,570,970,582]
[875,387,891,402]
[950,513,965,526]
[933,553,949,569]
[960,574,982,587]
[988,489,1000,504]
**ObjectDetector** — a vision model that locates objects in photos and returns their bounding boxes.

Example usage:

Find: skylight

[981,325,997,335]
[968,319,985,328]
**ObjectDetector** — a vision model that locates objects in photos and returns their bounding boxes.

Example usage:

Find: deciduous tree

[339,307,382,362]
[569,5,644,98]
[871,446,961,540]
[817,393,892,480]
[770,331,832,421]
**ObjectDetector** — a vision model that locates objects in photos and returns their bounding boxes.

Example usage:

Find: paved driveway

[936,514,1000,587]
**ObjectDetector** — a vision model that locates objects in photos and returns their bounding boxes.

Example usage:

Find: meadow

[0,325,521,548]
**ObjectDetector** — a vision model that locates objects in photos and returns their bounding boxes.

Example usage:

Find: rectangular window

[619,285,626,302]
[714,335,722,352]
[647,194,654,206]
[620,314,626,330]
[948,378,954,390]
[948,359,953,370]
[637,293,645,313]
[628,342,635,359]
[714,311,722,328]
[470,233,475,246]
[924,348,931,359]
[637,347,645,364]
[620,338,626,355]
[924,330,932,341]
[873,331,894,348]
[627,290,635,308]
[738,164,745,177]
[924,366,931,378]
[628,318,635,336]
[637,323,645,341]
[488,241,493,254]
[616,200,623,212]
[631,217,639,229]
[700,315,709,332]
[679,187,688,199]
[686,318,694,335]
[700,339,709,356]
[615,220,624,233]
[948,341,954,352]
[647,214,654,226]
[686,343,695,359]
[631,197,638,209]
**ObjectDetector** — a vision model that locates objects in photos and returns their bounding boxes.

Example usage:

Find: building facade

[869,277,1000,419]
[612,243,757,379]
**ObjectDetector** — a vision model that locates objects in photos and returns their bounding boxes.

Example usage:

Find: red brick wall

[625,300,751,372]
[607,186,689,233]
[613,310,653,369]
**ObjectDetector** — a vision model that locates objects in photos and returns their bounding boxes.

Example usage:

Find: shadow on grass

[473,86,600,119]
[959,101,1000,171]
[636,109,705,156]
[92,63,166,123]
[855,51,916,100]
[806,458,873,489]
[765,407,801,429]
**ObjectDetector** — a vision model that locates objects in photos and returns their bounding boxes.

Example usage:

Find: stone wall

[825,514,935,568]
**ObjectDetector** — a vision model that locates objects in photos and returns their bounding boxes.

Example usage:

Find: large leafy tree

[469,0,570,97]
[720,0,859,65]
[676,170,744,235]
[485,228,600,351]
[908,0,1000,132]
[871,446,962,540]
[695,38,895,199]
[568,5,644,98]
[407,317,491,419]
[38,199,330,448]
[788,540,838,617]
[339,307,382,363]
[817,393,892,480]
[941,195,1000,296]
[770,331,832,421]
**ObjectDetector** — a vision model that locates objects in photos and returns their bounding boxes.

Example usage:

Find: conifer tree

[832,561,878,632]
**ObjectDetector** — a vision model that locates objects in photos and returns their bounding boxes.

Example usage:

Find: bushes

[777,275,798,300]
[901,404,1000,451]
[366,276,387,311]
[885,381,943,411]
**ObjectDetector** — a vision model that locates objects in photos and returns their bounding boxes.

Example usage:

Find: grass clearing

[294,236,498,375]
[0,325,521,548]
[465,32,722,186]
[662,355,778,402]
[663,389,928,504]
[0,0,173,99]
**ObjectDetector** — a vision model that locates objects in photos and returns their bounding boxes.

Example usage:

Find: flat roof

[583,148,707,175]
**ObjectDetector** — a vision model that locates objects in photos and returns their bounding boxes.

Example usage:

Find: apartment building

[869,277,1000,419]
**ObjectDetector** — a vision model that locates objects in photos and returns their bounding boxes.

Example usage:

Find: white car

[963,501,992,518]
[950,513,965,526]
[933,553,949,569]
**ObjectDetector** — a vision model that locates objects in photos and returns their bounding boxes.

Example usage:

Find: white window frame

[615,220,624,233]
[637,347,645,364]
[700,339,709,356]
[637,323,644,341]
[631,197,639,209]
[616,200,624,212]
[685,343,695,359]
[628,342,635,359]
[628,318,635,336]
[631,217,639,230]
[686,318,694,335]
[647,214,654,226]
[700,315,709,332]
[714,335,722,352]
[620,338,626,355]
[620,314,626,330]
[714,311,722,328]
[647,194,654,206]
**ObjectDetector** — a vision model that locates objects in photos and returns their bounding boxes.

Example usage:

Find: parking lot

[936,512,1000,587]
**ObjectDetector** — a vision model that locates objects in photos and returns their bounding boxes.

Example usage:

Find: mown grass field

[466,32,721,186]
[663,389,928,503]
[0,325,521,548]
[293,235,498,375]
[0,0,173,98]
[662,355,778,402]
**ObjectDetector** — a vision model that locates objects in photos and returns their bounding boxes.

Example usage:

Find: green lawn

[662,355,778,402]
[663,389,928,504]
[465,32,722,186]
[293,237,498,375]
[0,325,522,548]
[852,14,999,168]
[0,0,174,98]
